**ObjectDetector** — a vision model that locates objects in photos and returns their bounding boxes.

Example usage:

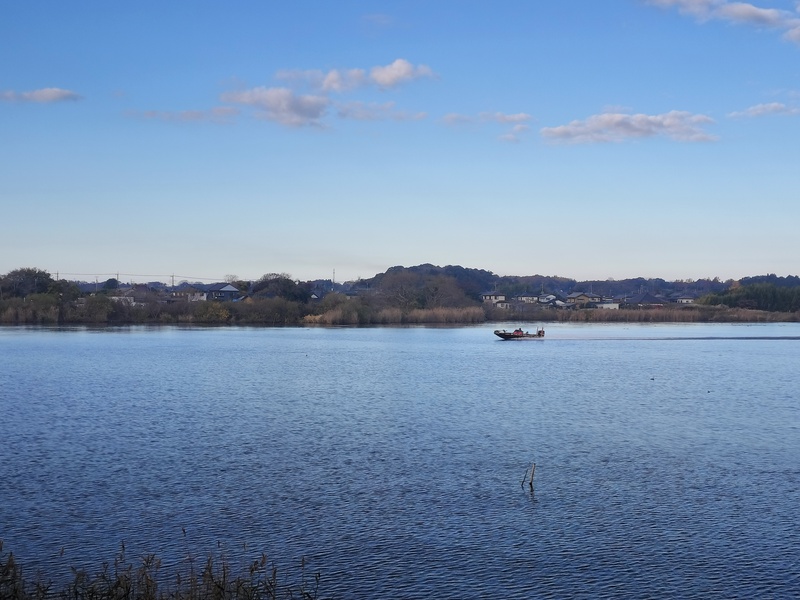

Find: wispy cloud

[442,111,533,125]
[441,113,473,126]
[127,106,239,123]
[362,14,395,29]
[222,59,435,128]
[1,87,82,103]
[483,113,533,142]
[276,68,367,93]
[336,101,426,121]
[479,111,533,124]
[499,124,532,144]
[126,58,429,131]
[728,101,800,117]
[442,111,534,142]
[647,0,800,44]
[221,87,329,127]
[541,110,717,143]
[276,59,434,93]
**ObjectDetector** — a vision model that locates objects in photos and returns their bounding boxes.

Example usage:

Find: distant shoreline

[2,305,797,327]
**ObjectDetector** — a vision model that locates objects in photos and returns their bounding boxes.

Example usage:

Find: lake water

[1,323,799,598]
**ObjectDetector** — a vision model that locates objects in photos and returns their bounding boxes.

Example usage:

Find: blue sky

[2,0,799,284]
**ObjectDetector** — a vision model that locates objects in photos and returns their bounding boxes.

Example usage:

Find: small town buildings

[514,294,539,304]
[169,282,244,302]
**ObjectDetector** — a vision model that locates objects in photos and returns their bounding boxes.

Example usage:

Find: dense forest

[1,265,798,325]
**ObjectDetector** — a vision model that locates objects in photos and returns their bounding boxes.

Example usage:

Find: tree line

[698,282,800,313]
[2,266,799,325]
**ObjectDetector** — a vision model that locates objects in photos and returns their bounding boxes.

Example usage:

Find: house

[481,292,506,305]
[171,283,207,303]
[108,293,134,306]
[594,301,620,310]
[110,284,164,306]
[566,292,602,306]
[205,283,243,302]
[670,292,696,304]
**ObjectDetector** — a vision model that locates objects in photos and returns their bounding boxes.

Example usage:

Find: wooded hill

[355,263,736,301]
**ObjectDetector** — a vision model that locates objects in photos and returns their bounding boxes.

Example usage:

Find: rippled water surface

[1,323,799,598]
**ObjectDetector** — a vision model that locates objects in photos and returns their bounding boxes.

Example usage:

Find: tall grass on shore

[303,306,486,325]
[0,541,320,600]
[549,306,798,323]
[404,307,485,324]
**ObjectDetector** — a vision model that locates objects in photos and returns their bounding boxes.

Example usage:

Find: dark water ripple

[1,323,799,599]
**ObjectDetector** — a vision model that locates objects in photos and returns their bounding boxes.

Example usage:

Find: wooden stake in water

[529,463,536,491]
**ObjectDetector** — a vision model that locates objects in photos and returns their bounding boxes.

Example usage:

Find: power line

[54,272,228,282]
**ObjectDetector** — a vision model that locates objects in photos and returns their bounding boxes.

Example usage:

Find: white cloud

[0,87,82,103]
[221,87,329,127]
[321,69,368,92]
[647,0,800,44]
[718,3,785,26]
[370,59,434,88]
[728,102,800,117]
[785,22,800,42]
[541,110,717,143]
[336,101,426,121]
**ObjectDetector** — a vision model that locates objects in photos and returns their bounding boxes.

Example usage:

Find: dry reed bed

[0,541,320,600]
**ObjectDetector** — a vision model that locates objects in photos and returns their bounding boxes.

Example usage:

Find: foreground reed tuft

[0,540,321,600]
